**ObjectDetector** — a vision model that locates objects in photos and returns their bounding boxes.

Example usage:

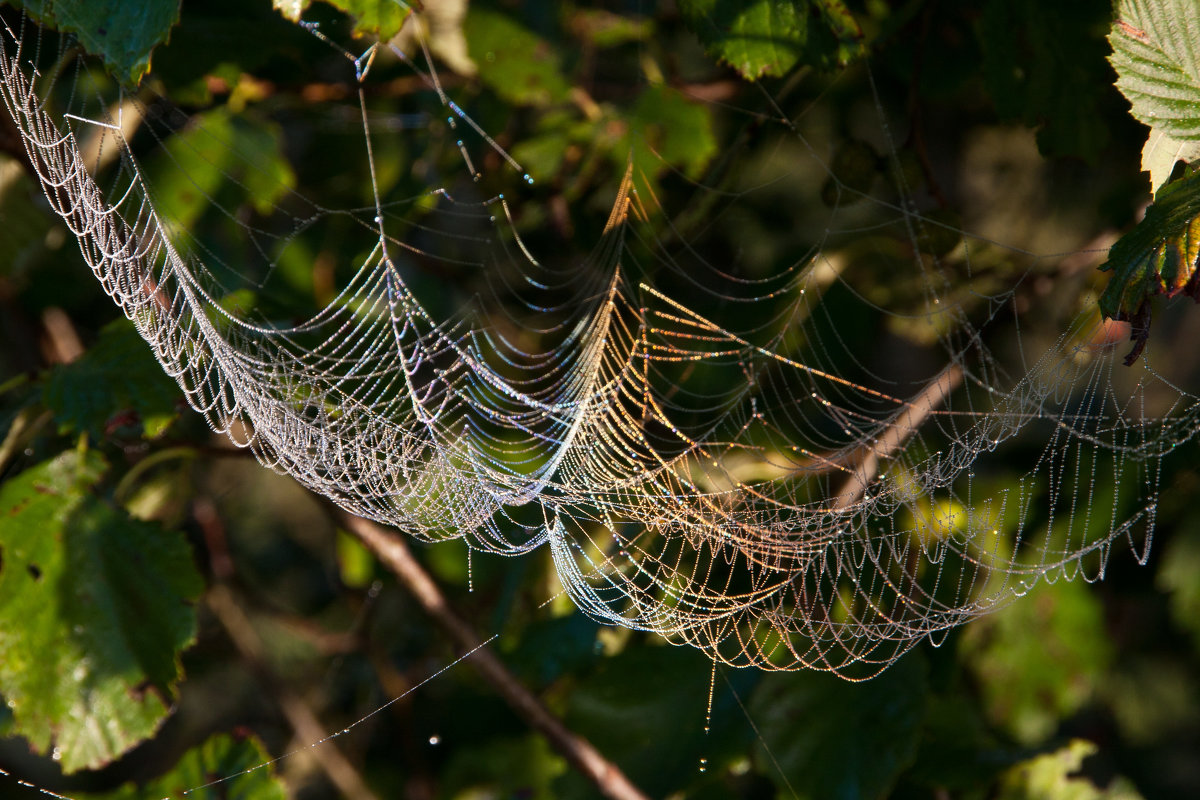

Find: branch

[831,364,964,510]
[207,584,381,800]
[338,512,651,800]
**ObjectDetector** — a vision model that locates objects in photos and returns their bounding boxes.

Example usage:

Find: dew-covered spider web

[1,7,1197,685]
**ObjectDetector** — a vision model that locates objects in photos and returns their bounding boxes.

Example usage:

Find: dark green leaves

[0,450,203,772]
[1098,168,1200,363]
[748,652,928,800]
[678,0,864,80]
[980,0,1113,161]
[560,646,756,798]
[42,320,182,439]
[10,0,181,85]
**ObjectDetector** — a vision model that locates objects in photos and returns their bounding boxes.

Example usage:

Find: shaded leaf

[959,579,1111,744]
[748,651,928,800]
[1109,0,1200,140]
[11,0,181,84]
[980,0,1113,161]
[0,451,203,772]
[439,734,565,800]
[42,320,182,440]
[1098,168,1200,363]
[625,84,718,179]
[997,740,1145,800]
[1157,520,1200,653]
[559,646,757,798]
[85,733,287,799]
[678,0,864,80]
[143,107,295,237]
[464,7,569,107]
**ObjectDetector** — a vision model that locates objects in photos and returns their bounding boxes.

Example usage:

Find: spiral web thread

[1,13,1197,679]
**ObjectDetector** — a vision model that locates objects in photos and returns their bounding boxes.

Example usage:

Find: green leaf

[84,733,287,799]
[625,84,718,179]
[42,319,182,440]
[678,0,864,81]
[558,646,757,798]
[10,0,181,85]
[0,450,203,772]
[1098,167,1200,362]
[1109,0,1200,141]
[143,107,296,237]
[997,740,1146,800]
[747,652,928,800]
[273,0,410,39]
[464,7,569,107]
[959,579,1111,745]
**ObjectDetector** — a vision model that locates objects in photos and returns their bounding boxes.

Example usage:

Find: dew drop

[428,734,441,745]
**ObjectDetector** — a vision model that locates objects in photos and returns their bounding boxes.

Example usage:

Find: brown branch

[338,512,651,800]
[831,364,964,510]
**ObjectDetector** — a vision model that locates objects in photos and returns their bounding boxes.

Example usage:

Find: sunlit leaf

[0,451,203,772]
[1109,0,1200,140]
[10,0,181,84]
[84,733,286,799]
[678,0,864,80]
[1142,128,1200,193]
[997,740,1146,800]
[1098,168,1200,363]
[42,320,182,440]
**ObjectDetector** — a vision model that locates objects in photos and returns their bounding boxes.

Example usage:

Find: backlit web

[1,7,1196,681]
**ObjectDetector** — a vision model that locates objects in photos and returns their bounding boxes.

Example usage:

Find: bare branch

[831,364,964,510]
[339,512,651,800]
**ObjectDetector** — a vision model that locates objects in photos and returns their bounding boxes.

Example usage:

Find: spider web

[0,9,1196,686]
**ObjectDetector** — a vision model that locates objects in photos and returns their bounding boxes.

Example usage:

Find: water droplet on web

[698,757,708,773]
[428,734,441,745]
[523,173,534,185]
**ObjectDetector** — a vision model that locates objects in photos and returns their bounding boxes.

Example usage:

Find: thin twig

[338,511,651,800]
[831,364,964,510]
[196,500,380,800]
[207,584,382,800]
